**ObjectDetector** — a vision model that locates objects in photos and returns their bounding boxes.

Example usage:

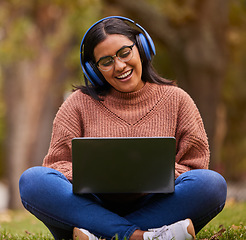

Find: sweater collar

[105,82,157,104]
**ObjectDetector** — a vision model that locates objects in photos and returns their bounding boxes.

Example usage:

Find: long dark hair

[75,18,176,100]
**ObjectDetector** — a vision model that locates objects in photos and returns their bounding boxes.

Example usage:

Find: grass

[0,200,245,239]
[0,209,52,240]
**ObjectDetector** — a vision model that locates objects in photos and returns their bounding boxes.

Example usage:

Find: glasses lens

[98,57,114,71]
[118,47,133,62]
[97,44,134,71]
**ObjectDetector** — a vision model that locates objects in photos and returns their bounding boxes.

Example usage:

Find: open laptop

[72,137,176,194]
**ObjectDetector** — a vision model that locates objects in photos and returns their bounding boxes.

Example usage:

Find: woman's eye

[101,58,113,66]
[119,49,131,59]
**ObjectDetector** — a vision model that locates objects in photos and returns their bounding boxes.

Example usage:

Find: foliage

[0,201,246,239]
[0,0,103,82]
[147,0,199,25]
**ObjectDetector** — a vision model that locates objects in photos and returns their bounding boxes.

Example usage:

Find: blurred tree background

[0,0,245,209]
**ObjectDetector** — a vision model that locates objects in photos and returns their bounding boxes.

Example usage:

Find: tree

[0,0,102,209]
[103,0,229,169]
[221,0,246,180]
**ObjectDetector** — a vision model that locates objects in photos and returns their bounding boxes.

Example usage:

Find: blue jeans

[19,167,227,240]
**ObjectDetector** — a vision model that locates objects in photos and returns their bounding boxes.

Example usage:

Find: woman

[19,16,227,240]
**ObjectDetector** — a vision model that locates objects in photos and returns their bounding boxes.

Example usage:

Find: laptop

[72,137,176,194]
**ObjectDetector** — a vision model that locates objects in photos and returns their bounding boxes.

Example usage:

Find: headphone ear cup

[84,61,105,86]
[136,33,152,61]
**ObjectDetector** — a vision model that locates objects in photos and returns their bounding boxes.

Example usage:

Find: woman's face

[93,34,144,93]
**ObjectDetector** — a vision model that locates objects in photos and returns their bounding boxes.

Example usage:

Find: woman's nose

[114,58,127,71]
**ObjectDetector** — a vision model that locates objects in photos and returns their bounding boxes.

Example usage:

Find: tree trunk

[3,56,66,208]
[2,4,72,209]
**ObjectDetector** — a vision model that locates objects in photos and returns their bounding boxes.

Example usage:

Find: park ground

[0,181,245,239]
[0,199,245,239]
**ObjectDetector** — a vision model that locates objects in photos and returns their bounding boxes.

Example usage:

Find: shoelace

[148,226,174,240]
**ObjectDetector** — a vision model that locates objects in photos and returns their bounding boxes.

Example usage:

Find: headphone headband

[80,16,156,86]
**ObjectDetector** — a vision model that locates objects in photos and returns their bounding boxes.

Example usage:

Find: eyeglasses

[96,43,135,71]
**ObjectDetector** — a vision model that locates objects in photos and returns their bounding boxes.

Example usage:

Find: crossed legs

[19,167,227,240]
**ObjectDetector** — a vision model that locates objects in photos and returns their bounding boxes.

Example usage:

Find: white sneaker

[73,228,100,240]
[143,219,196,240]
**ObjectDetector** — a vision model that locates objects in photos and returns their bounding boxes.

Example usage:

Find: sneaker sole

[73,227,89,240]
[187,219,196,239]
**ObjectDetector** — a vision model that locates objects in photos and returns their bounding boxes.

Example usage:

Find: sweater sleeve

[174,90,210,178]
[42,92,83,182]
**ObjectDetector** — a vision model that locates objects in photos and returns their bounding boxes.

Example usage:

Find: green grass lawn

[0,200,245,239]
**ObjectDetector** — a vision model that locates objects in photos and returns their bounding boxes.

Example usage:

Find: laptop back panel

[72,137,175,194]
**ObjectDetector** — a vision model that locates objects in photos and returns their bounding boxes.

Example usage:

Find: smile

[116,70,133,79]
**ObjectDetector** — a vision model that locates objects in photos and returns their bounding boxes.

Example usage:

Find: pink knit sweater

[43,82,209,182]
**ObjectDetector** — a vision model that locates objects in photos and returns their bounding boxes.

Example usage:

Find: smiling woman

[93,34,143,93]
[19,16,227,240]
[77,16,174,100]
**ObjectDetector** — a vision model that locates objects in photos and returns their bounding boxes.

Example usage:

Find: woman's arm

[43,92,83,182]
[174,90,210,178]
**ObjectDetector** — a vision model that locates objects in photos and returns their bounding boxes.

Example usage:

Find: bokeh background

[0,0,245,209]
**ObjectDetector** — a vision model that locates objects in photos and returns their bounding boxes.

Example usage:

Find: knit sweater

[43,82,210,182]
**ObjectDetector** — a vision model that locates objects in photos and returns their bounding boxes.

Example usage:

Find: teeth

[117,70,132,79]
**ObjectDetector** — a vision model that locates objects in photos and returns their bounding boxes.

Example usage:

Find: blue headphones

[80,16,156,86]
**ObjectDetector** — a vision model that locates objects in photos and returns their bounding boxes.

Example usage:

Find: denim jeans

[19,167,227,240]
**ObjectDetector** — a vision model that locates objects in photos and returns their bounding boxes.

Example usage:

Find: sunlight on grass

[0,201,245,239]
[0,209,52,239]
[197,200,246,239]
[207,199,246,226]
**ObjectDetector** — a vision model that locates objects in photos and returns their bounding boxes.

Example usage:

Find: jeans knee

[19,167,43,201]
[198,170,227,205]
[178,169,227,205]
[19,166,72,205]
[19,166,66,202]
[210,170,227,205]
